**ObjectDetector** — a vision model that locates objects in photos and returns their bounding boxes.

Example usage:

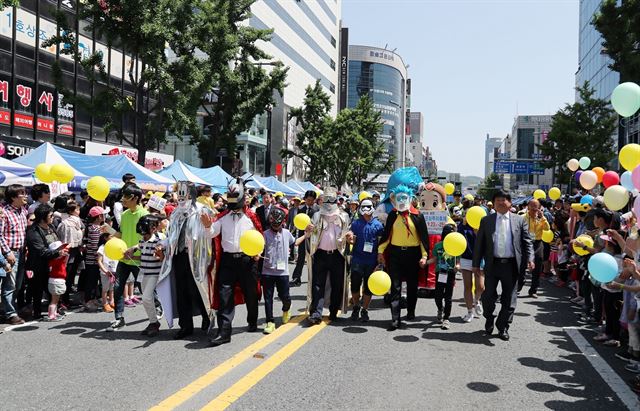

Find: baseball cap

[88,206,106,217]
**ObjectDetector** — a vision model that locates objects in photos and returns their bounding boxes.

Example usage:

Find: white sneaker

[462,312,474,322]
[474,303,483,316]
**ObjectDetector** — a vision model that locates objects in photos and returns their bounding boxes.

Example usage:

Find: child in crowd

[97,233,117,313]
[47,241,69,322]
[426,224,458,330]
[83,206,105,311]
[124,216,163,337]
[260,208,307,334]
[594,235,624,347]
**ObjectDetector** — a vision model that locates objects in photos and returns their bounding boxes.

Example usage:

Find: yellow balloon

[619,143,640,171]
[358,191,372,202]
[104,238,128,261]
[50,164,74,183]
[34,163,53,183]
[573,234,594,256]
[293,213,311,231]
[464,194,474,201]
[239,229,265,257]
[548,187,561,201]
[444,183,455,195]
[368,270,391,296]
[466,206,486,229]
[533,189,546,200]
[603,185,629,211]
[542,230,554,244]
[443,232,467,257]
[86,176,111,201]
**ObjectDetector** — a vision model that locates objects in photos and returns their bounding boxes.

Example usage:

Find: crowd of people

[0,171,639,392]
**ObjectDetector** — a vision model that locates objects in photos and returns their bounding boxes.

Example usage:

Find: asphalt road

[1,265,639,411]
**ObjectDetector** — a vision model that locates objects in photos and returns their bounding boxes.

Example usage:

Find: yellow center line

[200,319,329,411]
[150,314,307,411]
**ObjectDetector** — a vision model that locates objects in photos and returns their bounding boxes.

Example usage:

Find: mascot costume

[417,182,449,294]
[157,181,215,333]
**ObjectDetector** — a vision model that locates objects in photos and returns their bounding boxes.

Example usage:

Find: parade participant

[305,188,351,324]
[473,190,534,341]
[0,184,28,325]
[156,181,212,339]
[371,191,381,208]
[346,198,383,322]
[375,167,423,225]
[378,184,430,330]
[525,199,550,298]
[108,184,149,332]
[348,198,359,221]
[417,181,448,295]
[458,214,482,322]
[291,190,319,287]
[202,177,262,346]
[448,191,463,221]
[261,207,308,334]
[425,224,457,330]
[124,215,164,337]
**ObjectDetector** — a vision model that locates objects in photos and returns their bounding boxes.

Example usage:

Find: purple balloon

[575,170,583,183]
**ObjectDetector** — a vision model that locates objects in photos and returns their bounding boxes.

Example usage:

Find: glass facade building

[347,45,407,169]
[576,0,638,146]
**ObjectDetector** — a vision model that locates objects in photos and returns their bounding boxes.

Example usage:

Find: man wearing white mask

[378,184,430,330]
[305,188,351,324]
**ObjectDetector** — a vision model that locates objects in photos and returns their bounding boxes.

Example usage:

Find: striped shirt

[0,204,28,254]
[84,224,102,265]
[139,234,162,276]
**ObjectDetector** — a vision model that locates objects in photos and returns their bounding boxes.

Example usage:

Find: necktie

[497,215,507,257]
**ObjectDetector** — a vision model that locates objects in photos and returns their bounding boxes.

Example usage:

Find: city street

[1,265,638,411]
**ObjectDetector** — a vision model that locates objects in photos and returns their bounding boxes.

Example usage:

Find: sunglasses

[323,196,337,204]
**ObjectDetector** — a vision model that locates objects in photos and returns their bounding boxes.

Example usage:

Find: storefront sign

[84,141,174,171]
[0,135,82,159]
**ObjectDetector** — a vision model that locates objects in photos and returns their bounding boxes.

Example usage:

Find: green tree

[477,173,501,201]
[538,82,616,184]
[0,1,18,8]
[281,80,333,184]
[44,0,208,165]
[194,0,287,170]
[593,0,640,82]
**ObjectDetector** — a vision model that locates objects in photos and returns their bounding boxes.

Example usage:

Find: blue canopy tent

[188,165,233,192]
[0,157,36,186]
[157,160,212,188]
[258,176,302,196]
[15,143,173,191]
[285,180,307,195]
[299,181,322,194]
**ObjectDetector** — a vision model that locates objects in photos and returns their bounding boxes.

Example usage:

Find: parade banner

[421,210,449,233]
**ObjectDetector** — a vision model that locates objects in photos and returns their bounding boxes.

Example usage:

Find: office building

[576,0,638,149]
[347,44,408,170]
[484,134,502,178]
[406,111,424,171]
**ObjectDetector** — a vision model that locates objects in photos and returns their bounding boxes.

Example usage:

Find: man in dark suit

[290,190,319,287]
[472,189,534,341]
[255,191,273,230]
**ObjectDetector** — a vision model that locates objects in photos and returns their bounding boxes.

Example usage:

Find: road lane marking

[200,319,329,410]
[564,327,640,410]
[150,314,307,411]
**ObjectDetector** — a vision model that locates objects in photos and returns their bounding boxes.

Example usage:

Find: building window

[329,83,335,94]
[330,59,335,70]
[331,36,336,47]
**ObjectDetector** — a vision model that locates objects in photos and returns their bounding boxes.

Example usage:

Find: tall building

[484,134,502,178]
[503,115,553,192]
[576,0,638,149]
[169,0,342,177]
[0,1,172,169]
[406,112,424,171]
[347,45,408,169]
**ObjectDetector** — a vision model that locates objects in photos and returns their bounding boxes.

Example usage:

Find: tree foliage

[477,173,501,201]
[44,0,208,165]
[593,0,640,82]
[282,81,389,189]
[0,1,18,9]
[538,82,616,184]
[193,0,287,171]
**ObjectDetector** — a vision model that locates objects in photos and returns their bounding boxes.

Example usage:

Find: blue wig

[383,167,422,204]
[390,184,414,197]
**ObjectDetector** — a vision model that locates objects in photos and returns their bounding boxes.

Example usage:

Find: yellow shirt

[197,196,216,210]
[526,214,550,241]
[378,213,427,257]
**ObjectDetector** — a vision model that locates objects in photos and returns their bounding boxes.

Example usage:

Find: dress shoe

[308,315,322,325]
[329,311,338,321]
[209,334,231,347]
[8,315,25,325]
[201,316,211,331]
[247,323,258,332]
[405,311,416,321]
[498,329,510,341]
[388,320,404,331]
[289,279,302,287]
[173,328,193,340]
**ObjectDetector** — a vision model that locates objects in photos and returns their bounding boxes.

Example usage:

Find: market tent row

[14,143,173,192]
[0,157,37,186]
[157,160,234,192]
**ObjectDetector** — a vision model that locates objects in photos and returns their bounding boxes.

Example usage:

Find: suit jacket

[472,212,534,275]
[256,204,273,230]
[379,209,430,257]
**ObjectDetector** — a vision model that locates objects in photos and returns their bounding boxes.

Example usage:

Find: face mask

[321,203,338,216]
[395,193,411,212]
[359,200,374,216]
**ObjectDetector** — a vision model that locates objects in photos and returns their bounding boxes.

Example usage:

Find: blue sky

[342,0,579,177]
